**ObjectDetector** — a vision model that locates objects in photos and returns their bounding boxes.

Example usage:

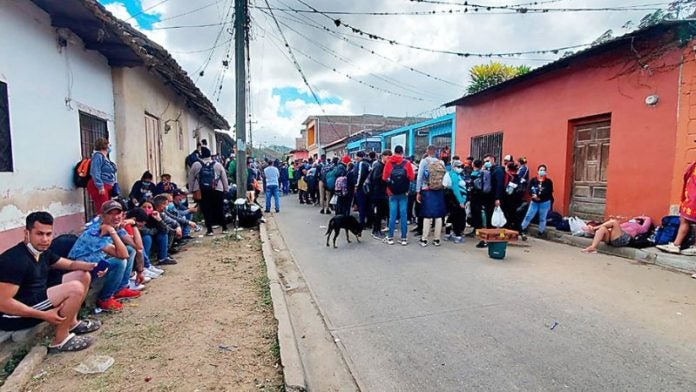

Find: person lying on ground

[581,216,652,253]
[68,200,140,312]
[0,212,106,353]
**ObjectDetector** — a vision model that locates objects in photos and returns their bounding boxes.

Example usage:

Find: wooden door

[570,119,610,220]
[79,112,108,219]
[144,114,162,177]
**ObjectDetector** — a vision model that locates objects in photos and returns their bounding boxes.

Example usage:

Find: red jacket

[382,155,415,196]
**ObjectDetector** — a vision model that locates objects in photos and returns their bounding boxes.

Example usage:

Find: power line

[409,0,669,13]
[261,0,340,138]
[124,0,172,21]
[264,13,448,100]
[193,0,235,80]
[150,21,231,30]
[270,8,468,87]
[293,0,593,57]
[158,0,224,22]
[169,38,233,54]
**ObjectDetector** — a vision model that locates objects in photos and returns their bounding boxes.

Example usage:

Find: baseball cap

[504,154,513,162]
[173,188,188,196]
[101,200,123,214]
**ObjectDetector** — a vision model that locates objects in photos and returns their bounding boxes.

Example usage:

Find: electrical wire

[269,7,468,87]
[261,0,341,137]
[293,0,593,57]
[169,38,233,54]
[157,0,224,22]
[124,0,172,21]
[409,0,669,13]
[192,0,235,80]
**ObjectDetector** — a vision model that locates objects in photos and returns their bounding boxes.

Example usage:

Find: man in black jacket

[354,151,372,229]
[369,150,391,239]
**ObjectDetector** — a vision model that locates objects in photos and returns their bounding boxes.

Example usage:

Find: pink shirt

[620,217,652,237]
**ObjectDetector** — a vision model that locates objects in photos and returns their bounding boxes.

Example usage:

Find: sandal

[48,333,93,354]
[70,319,102,335]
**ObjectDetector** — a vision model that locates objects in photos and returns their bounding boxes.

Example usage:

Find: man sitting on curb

[0,212,105,353]
[69,200,141,312]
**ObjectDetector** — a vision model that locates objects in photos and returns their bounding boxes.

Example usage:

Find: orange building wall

[455,48,683,221]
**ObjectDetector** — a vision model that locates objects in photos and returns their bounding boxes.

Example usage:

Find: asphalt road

[272,197,696,392]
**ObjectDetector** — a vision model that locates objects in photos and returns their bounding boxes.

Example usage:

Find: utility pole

[234,0,247,199]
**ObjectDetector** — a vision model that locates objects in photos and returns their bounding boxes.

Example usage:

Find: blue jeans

[182,212,193,237]
[388,194,408,239]
[282,180,290,195]
[99,247,135,300]
[521,200,552,233]
[265,185,280,211]
[142,232,169,262]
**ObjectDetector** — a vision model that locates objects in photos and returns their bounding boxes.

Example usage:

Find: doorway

[79,112,108,220]
[144,113,162,177]
[570,118,611,221]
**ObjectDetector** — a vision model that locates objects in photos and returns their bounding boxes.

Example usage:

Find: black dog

[325,215,362,248]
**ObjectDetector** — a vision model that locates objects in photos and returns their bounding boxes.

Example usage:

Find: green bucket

[487,241,507,260]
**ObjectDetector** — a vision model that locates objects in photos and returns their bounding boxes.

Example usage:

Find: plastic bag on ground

[569,216,587,236]
[74,355,114,374]
[491,206,507,228]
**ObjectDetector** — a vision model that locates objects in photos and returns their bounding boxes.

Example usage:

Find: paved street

[273,198,696,391]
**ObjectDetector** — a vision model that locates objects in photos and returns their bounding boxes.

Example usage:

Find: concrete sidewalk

[526,225,696,274]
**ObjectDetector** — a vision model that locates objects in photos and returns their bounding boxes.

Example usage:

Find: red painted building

[447,21,696,221]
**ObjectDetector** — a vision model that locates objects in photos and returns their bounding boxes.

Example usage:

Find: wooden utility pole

[234,0,248,199]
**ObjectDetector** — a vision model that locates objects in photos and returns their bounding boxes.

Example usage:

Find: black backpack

[388,161,410,195]
[73,158,92,188]
[198,161,217,190]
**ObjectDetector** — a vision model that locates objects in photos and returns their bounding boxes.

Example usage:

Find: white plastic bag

[569,216,587,236]
[329,194,338,205]
[491,206,507,228]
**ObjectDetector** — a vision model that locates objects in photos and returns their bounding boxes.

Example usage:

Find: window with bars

[0,81,13,172]
[470,132,503,162]
[79,112,108,219]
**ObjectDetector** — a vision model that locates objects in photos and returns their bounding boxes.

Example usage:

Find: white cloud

[103,2,130,21]
[102,0,664,147]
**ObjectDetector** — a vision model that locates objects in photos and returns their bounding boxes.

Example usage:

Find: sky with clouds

[99,0,672,148]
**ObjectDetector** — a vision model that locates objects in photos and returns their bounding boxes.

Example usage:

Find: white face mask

[25,241,43,258]
[454,167,463,173]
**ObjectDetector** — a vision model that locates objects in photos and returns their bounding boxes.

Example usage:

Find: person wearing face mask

[155,174,178,195]
[128,171,156,208]
[443,158,468,243]
[137,201,168,277]
[520,164,555,240]
[87,137,119,212]
[162,192,199,240]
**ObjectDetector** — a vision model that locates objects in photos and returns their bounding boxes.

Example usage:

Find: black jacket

[369,161,387,200]
[529,177,554,203]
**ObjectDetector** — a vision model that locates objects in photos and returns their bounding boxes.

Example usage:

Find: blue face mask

[107,147,112,154]
[166,202,175,211]
[472,170,480,176]
[538,170,547,177]
[484,161,492,169]
[142,181,151,186]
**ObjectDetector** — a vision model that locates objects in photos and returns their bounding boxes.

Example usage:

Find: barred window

[470,132,503,162]
[0,81,13,172]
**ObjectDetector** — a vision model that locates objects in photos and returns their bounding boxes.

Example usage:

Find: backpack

[388,161,410,195]
[325,167,338,191]
[73,158,92,188]
[427,160,446,190]
[472,171,492,194]
[653,216,681,245]
[630,226,655,248]
[198,161,218,190]
[334,176,348,196]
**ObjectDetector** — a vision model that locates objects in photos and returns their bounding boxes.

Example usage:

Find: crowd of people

[284,144,556,248]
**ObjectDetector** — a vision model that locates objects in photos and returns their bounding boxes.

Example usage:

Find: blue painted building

[379,113,455,158]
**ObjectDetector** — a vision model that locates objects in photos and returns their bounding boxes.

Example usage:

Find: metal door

[570,119,611,220]
[79,112,108,219]
[144,114,162,177]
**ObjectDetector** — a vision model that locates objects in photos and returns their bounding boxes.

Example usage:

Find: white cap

[504,154,513,162]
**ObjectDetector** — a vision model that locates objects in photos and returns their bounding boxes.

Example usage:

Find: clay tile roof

[30,0,230,130]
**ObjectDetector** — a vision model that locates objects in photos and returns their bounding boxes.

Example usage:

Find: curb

[0,345,47,392]
[259,223,307,392]
[527,225,696,274]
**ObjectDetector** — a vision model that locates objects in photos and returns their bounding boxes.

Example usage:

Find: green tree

[466,62,531,94]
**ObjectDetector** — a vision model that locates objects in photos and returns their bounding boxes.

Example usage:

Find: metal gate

[0,81,12,172]
[79,112,108,219]
[470,132,503,162]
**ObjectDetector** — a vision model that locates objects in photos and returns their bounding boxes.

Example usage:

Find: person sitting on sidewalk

[155,173,178,195]
[125,207,163,280]
[68,200,141,312]
[0,212,105,353]
[581,216,652,253]
[162,192,198,240]
[128,171,156,208]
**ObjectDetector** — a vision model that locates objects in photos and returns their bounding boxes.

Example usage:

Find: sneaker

[476,240,488,248]
[372,232,384,240]
[400,239,408,246]
[264,210,271,213]
[206,231,214,237]
[657,242,681,254]
[147,265,164,275]
[114,287,142,299]
[320,209,325,214]
[681,246,696,256]
[520,231,528,241]
[96,297,123,312]
[143,269,160,279]
[452,236,464,244]
[433,239,441,247]
[157,257,178,265]
[692,273,696,279]
[276,209,280,213]
[419,239,428,247]
[383,237,395,245]
[128,281,146,291]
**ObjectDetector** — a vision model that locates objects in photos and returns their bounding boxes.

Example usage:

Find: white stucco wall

[0,1,115,234]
